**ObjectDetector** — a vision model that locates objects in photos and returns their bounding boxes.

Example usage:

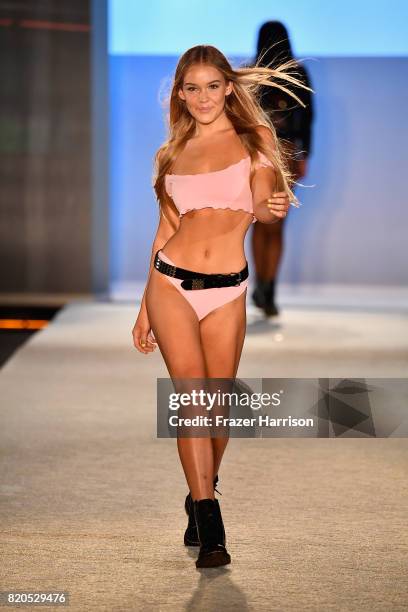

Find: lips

[198,107,211,112]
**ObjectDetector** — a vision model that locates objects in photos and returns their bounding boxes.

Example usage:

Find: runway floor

[1,300,407,611]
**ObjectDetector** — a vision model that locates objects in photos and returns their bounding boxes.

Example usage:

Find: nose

[198,90,209,102]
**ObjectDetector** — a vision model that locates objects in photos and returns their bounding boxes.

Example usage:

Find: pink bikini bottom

[156,250,248,322]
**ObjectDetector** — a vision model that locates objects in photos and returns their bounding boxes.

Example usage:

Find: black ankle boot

[263,279,279,317]
[193,498,231,568]
[252,277,267,309]
[184,476,221,546]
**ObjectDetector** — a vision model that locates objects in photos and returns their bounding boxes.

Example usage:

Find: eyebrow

[184,79,222,86]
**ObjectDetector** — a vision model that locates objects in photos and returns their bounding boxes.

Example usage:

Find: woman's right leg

[251,218,285,282]
[146,268,215,501]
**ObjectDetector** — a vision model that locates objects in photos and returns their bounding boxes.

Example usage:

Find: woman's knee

[169,363,207,379]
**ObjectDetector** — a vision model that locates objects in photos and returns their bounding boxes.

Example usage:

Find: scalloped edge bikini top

[165,151,274,224]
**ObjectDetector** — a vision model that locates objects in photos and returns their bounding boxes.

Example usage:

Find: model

[132,44,312,569]
[251,21,314,316]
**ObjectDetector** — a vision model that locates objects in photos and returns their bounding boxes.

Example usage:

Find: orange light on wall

[0,19,90,32]
[20,20,91,32]
[0,319,49,330]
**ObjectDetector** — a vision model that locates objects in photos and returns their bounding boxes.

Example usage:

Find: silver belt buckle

[191,278,205,290]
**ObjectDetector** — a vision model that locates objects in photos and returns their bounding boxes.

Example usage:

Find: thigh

[146,269,207,378]
[263,215,287,238]
[199,287,247,378]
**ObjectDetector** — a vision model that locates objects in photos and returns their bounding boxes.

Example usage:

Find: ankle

[192,494,215,502]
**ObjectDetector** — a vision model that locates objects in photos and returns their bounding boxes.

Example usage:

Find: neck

[193,111,233,139]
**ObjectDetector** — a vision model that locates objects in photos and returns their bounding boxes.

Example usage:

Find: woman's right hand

[132,309,157,355]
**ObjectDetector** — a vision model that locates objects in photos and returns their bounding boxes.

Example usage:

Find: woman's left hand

[265,192,290,219]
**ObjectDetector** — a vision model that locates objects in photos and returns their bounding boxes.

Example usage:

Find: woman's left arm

[251,126,290,224]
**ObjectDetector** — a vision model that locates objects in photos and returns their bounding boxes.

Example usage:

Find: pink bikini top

[165,151,274,224]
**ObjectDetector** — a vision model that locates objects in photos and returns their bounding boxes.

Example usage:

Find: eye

[209,84,219,89]
[186,86,196,91]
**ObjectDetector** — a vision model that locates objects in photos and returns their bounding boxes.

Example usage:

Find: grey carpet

[1,301,407,611]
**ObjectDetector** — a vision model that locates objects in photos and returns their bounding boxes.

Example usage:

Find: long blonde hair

[153,44,313,224]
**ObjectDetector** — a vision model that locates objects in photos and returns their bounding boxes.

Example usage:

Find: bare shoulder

[155,146,167,165]
[255,125,272,138]
[255,125,275,148]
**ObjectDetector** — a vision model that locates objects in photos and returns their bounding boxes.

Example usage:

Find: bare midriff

[161,208,253,273]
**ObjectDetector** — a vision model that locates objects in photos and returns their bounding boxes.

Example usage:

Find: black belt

[154,250,248,290]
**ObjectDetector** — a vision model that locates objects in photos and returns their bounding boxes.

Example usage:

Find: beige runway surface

[1,301,407,611]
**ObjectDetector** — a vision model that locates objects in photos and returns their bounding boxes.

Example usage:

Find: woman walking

[251,21,314,316]
[132,45,311,568]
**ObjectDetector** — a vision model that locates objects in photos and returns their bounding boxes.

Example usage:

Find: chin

[196,111,219,123]
[201,116,216,123]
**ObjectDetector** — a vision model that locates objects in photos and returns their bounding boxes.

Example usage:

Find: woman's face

[178,63,232,125]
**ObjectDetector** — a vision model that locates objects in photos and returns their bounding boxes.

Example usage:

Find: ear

[225,80,233,96]
[178,88,186,102]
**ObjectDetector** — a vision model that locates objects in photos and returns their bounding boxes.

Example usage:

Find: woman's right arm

[139,206,179,314]
[132,204,180,354]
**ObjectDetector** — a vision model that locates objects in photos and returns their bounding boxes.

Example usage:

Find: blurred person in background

[251,21,314,316]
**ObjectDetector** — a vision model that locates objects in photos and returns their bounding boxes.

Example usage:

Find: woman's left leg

[199,288,247,476]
